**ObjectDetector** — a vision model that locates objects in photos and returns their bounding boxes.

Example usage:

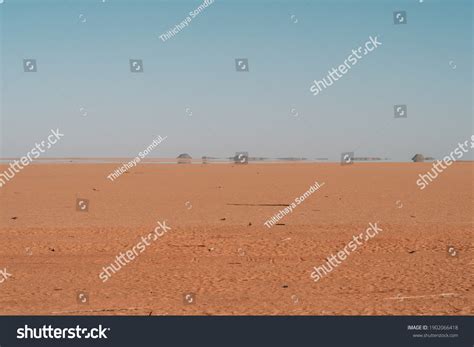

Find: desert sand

[0,162,472,315]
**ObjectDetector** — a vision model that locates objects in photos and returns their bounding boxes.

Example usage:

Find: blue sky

[0,0,472,161]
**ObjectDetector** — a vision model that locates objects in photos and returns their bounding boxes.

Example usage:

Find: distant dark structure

[411,154,425,162]
[353,157,383,161]
[277,157,308,161]
[177,153,192,164]
[202,156,220,164]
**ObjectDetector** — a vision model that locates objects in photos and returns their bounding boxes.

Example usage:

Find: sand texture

[0,163,472,315]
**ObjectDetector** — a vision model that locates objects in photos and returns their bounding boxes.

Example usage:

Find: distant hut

[411,154,424,162]
[177,153,192,164]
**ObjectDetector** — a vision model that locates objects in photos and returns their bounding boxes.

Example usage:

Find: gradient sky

[0,0,472,161]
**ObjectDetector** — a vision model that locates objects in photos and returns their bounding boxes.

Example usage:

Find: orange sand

[0,163,472,315]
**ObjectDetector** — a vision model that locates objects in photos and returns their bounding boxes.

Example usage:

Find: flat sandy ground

[0,163,472,315]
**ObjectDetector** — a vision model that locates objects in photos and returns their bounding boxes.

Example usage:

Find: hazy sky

[1,0,472,161]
